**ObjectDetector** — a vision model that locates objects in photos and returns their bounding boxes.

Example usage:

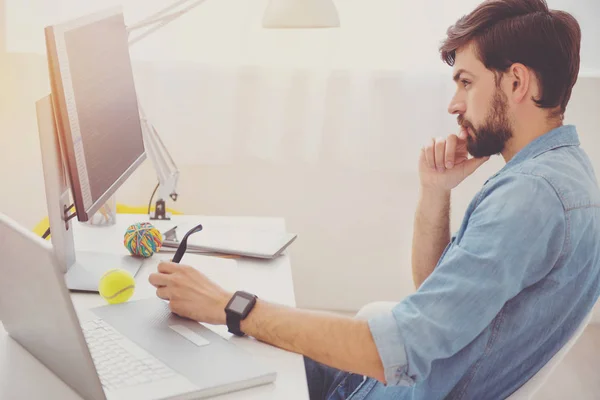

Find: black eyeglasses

[171,224,203,263]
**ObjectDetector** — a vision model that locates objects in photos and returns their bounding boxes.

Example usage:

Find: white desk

[0,214,309,400]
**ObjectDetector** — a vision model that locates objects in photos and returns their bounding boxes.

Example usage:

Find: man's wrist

[420,185,451,199]
[417,185,451,225]
[219,291,234,325]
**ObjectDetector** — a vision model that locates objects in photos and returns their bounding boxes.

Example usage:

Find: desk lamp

[126,0,339,220]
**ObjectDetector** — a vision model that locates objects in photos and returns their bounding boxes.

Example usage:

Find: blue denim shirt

[360,125,600,399]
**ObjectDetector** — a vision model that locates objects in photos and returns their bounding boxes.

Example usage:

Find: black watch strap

[226,311,245,336]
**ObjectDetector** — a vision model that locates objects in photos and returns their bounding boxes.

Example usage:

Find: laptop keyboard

[81,318,177,391]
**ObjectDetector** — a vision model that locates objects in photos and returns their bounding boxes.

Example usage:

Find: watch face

[230,295,251,314]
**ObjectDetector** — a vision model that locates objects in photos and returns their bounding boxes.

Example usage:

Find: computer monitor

[45,8,146,222]
[36,7,147,292]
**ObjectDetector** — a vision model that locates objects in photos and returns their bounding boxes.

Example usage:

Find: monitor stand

[36,95,144,292]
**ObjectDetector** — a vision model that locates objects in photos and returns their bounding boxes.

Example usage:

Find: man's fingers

[463,156,490,176]
[434,137,446,171]
[424,139,435,169]
[158,261,179,274]
[148,272,170,288]
[445,134,457,169]
[156,286,170,300]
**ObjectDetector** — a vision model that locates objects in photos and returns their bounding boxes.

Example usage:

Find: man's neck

[501,115,563,162]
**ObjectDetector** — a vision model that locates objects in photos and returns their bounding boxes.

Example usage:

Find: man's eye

[461,79,471,88]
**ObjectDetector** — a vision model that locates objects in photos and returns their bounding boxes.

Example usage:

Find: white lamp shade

[262,0,340,28]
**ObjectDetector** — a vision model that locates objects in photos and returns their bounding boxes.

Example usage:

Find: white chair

[505,310,591,399]
[355,302,592,399]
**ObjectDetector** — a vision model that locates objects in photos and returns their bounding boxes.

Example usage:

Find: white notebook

[160,225,297,259]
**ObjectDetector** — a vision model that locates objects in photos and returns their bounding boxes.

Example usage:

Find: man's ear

[508,63,530,103]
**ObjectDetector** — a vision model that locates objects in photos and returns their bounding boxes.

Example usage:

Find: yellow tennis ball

[98,269,135,304]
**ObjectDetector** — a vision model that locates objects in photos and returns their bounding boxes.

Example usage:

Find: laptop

[0,213,276,400]
[161,224,297,259]
[161,225,298,260]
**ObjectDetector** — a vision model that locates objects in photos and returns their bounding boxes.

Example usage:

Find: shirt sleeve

[368,172,567,386]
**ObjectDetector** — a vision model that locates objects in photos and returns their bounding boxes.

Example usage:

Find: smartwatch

[225,291,258,336]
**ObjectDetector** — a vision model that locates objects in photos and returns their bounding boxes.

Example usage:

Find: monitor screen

[45,7,145,221]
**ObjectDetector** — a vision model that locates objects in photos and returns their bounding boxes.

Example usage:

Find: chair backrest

[506,311,592,399]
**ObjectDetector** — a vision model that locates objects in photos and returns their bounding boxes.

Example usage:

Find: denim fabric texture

[307,125,600,400]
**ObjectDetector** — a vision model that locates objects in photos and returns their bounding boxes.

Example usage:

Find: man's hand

[148,261,233,325]
[419,129,489,192]
[150,262,386,384]
[412,129,489,288]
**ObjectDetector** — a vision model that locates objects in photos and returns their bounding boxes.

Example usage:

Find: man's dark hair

[440,0,581,118]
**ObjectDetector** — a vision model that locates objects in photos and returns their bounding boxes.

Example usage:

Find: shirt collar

[500,124,580,172]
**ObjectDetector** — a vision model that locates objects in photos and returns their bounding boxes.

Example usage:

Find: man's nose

[448,96,466,115]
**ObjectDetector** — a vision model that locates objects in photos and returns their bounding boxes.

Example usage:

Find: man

[149,0,600,398]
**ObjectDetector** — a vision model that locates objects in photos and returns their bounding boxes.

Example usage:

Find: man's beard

[459,90,513,158]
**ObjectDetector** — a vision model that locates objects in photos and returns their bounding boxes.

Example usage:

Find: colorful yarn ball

[124,222,163,258]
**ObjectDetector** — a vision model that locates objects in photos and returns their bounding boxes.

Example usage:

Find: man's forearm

[240,300,386,383]
[411,187,451,289]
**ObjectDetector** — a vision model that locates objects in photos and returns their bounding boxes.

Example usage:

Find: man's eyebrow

[453,69,474,82]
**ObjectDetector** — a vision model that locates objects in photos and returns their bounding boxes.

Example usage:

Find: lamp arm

[137,103,179,220]
[127,0,208,218]
[126,0,209,46]
[127,0,200,32]
[139,107,179,199]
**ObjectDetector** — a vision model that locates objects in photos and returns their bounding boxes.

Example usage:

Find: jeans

[304,357,365,400]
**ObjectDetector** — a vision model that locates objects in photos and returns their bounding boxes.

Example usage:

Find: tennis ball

[98,269,135,304]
